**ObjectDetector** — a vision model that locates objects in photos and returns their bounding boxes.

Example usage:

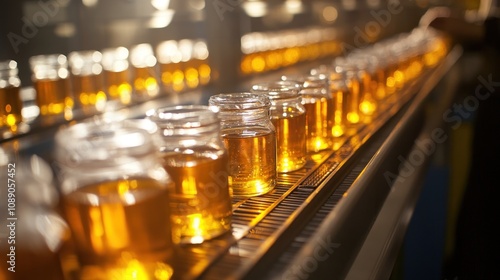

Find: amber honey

[302,96,333,152]
[33,78,73,116]
[162,151,232,244]
[72,74,107,112]
[0,86,23,128]
[374,66,387,101]
[222,128,276,197]
[271,113,307,173]
[62,178,173,266]
[133,67,159,99]
[159,63,184,93]
[345,74,361,126]
[330,84,348,138]
[104,70,132,105]
[358,70,377,120]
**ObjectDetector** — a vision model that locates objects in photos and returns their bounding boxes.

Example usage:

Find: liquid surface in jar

[222,127,276,197]
[302,96,334,153]
[0,86,23,127]
[162,150,232,244]
[271,113,307,173]
[63,178,173,266]
[34,78,73,115]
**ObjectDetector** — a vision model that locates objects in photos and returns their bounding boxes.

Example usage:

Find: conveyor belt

[3,46,461,280]
[166,85,419,280]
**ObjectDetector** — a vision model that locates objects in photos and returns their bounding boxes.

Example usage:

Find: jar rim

[250,80,300,100]
[209,92,271,110]
[54,120,156,164]
[29,54,67,68]
[147,104,220,128]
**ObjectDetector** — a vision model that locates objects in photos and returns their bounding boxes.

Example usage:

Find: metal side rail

[162,48,462,280]
[343,46,463,280]
[259,45,462,280]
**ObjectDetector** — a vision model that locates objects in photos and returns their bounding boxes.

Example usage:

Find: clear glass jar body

[299,75,334,153]
[0,60,23,130]
[349,58,378,122]
[68,50,107,112]
[333,60,361,127]
[251,81,307,173]
[29,54,74,116]
[148,105,232,244]
[329,77,349,139]
[54,120,174,279]
[0,150,68,280]
[209,92,277,197]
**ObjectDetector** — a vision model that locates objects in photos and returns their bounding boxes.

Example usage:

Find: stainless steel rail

[0,46,462,280]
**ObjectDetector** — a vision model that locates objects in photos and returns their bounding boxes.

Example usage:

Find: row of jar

[0,30,450,280]
[0,40,211,131]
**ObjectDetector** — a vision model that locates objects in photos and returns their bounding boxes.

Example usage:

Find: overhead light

[148,10,175,29]
[242,1,268,18]
[342,0,356,11]
[285,0,303,15]
[82,0,98,7]
[322,6,338,23]
[151,0,170,11]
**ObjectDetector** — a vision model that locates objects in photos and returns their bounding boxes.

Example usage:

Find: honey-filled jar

[29,54,74,117]
[299,75,334,153]
[148,105,233,244]
[0,149,68,280]
[0,60,23,132]
[53,119,175,279]
[251,80,307,173]
[209,92,277,197]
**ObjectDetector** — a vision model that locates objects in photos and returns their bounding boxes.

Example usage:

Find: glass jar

[328,72,349,139]
[299,75,334,153]
[130,43,160,99]
[0,60,23,130]
[209,92,276,197]
[29,54,74,117]
[147,105,232,244]
[101,47,133,105]
[333,58,361,127]
[68,50,107,112]
[156,40,183,93]
[251,80,307,173]
[53,119,174,279]
[0,149,68,280]
[348,57,378,122]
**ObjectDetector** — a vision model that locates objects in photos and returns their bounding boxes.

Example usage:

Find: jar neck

[157,122,223,152]
[217,107,270,123]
